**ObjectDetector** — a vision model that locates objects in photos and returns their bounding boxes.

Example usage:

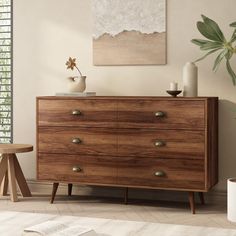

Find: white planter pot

[227,178,236,222]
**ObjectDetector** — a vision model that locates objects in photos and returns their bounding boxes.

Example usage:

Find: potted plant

[191,15,236,85]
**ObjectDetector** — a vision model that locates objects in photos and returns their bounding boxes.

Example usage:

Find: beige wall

[14,0,236,191]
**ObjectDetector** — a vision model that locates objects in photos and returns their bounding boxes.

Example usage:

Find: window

[0,0,12,143]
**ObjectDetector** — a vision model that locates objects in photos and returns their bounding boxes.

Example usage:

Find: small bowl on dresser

[166,90,182,97]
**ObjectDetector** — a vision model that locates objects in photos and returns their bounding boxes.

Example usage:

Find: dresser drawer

[38,154,117,184]
[117,100,205,129]
[38,127,117,156]
[117,129,204,159]
[37,99,117,127]
[117,157,205,190]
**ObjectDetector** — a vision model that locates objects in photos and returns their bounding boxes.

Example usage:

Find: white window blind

[0,0,12,143]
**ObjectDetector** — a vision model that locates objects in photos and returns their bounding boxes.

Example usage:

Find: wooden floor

[0,191,236,229]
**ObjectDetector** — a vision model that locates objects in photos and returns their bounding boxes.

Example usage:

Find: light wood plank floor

[0,191,236,229]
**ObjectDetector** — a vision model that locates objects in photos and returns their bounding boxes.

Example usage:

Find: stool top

[0,144,33,154]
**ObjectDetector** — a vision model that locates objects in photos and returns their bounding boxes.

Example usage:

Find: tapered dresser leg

[124,187,128,204]
[198,192,205,205]
[68,183,73,196]
[50,183,59,204]
[188,192,195,214]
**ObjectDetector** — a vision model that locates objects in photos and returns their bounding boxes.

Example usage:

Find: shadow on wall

[219,99,236,185]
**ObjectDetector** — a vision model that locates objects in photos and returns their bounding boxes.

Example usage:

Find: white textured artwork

[92,0,166,65]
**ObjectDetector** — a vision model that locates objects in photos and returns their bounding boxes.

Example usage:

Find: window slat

[0,0,12,143]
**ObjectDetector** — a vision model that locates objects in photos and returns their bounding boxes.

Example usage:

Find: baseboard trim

[26,179,226,203]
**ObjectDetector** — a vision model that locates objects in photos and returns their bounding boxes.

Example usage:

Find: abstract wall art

[92,0,166,65]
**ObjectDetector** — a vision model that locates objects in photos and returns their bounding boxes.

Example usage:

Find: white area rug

[0,211,236,236]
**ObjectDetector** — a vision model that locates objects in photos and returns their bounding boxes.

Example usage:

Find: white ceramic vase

[68,76,86,93]
[183,62,198,97]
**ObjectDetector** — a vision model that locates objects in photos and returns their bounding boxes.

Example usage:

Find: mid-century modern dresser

[36,96,218,213]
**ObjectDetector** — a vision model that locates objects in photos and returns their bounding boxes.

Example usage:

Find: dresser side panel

[206,98,218,190]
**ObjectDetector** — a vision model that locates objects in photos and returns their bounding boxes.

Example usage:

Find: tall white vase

[68,76,86,93]
[183,62,198,97]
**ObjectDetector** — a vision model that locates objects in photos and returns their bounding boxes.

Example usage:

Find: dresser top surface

[37,96,218,101]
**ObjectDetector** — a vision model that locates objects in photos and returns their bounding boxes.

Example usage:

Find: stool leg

[8,155,18,202]
[12,154,31,197]
[1,171,8,196]
[68,183,73,196]
[0,155,8,184]
[50,183,59,204]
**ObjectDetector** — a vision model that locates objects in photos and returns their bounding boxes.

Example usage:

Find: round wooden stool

[0,144,33,202]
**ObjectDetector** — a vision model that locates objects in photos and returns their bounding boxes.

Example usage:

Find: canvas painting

[92,0,166,65]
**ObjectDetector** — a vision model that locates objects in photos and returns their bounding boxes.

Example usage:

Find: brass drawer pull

[72,110,82,115]
[72,138,82,144]
[155,111,165,118]
[72,166,82,172]
[154,171,165,177]
[155,140,165,147]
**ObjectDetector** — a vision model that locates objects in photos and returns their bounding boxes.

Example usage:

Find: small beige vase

[68,76,86,92]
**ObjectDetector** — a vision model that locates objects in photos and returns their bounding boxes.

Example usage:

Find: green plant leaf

[197,22,222,42]
[191,39,213,46]
[230,29,236,43]
[230,22,236,27]
[231,35,236,43]
[226,49,234,60]
[226,60,236,85]
[192,15,236,86]
[201,15,226,42]
[194,48,219,63]
[212,49,227,72]
[200,41,223,50]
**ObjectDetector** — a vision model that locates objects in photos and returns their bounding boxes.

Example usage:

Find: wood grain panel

[117,100,205,129]
[117,157,205,190]
[37,99,117,128]
[38,127,117,156]
[117,129,204,159]
[38,154,117,184]
[36,96,218,199]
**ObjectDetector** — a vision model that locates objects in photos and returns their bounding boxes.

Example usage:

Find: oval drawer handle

[72,110,82,115]
[154,171,165,177]
[155,111,165,118]
[72,138,82,144]
[155,140,165,147]
[72,166,82,172]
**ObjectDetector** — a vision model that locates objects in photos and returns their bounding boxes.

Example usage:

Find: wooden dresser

[36,96,218,213]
